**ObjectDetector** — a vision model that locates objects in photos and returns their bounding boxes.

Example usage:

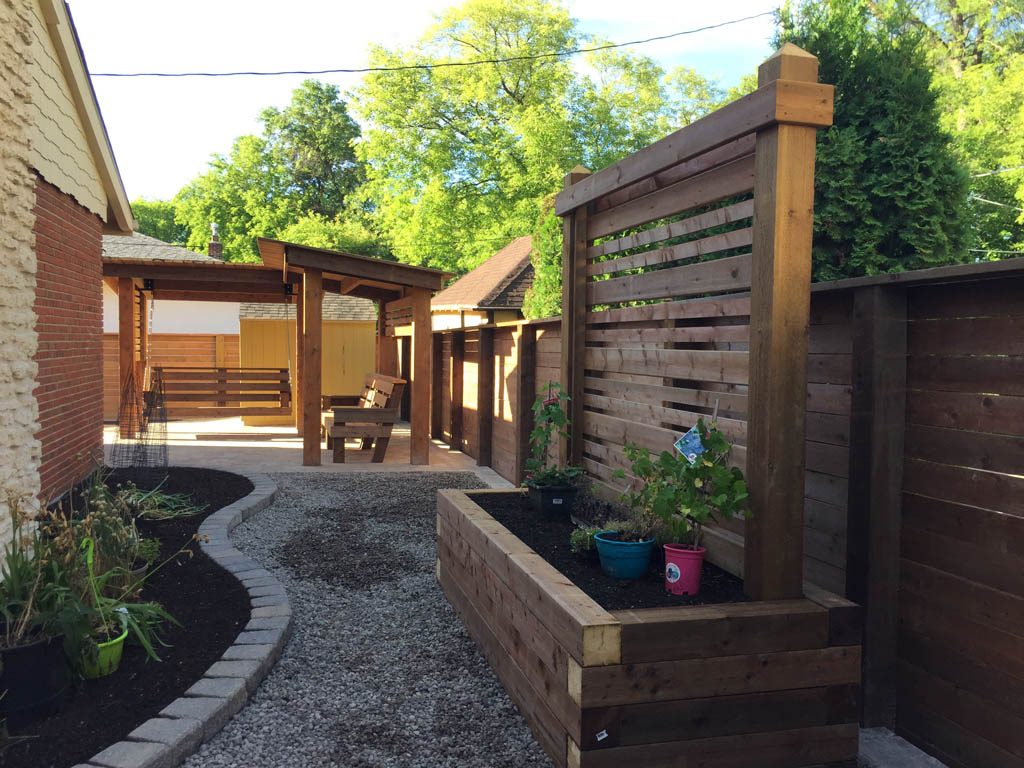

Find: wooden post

[376,303,398,377]
[559,166,592,467]
[410,289,432,465]
[117,277,135,438]
[846,285,907,728]
[137,291,149,389]
[431,332,444,440]
[294,288,304,434]
[743,45,824,600]
[450,331,465,452]
[302,269,323,466]
[477,327,495,467]
[515,324,538,483]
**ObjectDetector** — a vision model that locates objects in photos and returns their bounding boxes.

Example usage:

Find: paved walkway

[104,417,512,486]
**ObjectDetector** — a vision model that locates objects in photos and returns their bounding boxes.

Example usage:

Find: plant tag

[596,730,608,742]
[674,425,705,465]
[552,497,563,505]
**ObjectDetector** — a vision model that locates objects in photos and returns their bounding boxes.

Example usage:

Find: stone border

[76,472,288,768]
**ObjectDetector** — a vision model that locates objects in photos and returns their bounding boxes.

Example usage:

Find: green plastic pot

[81,626,129,679]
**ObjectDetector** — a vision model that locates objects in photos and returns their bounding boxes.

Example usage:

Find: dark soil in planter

[472,491,748,611]
[5,467,254,768]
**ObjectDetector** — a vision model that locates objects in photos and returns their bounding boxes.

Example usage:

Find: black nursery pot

[528,484,577,519]
[0,633,70,729]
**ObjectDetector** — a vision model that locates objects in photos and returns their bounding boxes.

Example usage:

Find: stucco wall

[25,0,106,219]
[0,0,43,546]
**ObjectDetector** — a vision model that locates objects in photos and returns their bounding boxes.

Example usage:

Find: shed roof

[432,236,534,311]
[103,233,221,263]
[240,294,376,322]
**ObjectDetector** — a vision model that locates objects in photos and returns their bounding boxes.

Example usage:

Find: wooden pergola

[103,241,447,467]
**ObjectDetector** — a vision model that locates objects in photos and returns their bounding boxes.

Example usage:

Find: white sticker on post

[552,498,563,505]
[596,730,608,742]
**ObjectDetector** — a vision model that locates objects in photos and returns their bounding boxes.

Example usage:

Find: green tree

[277,213,393,259]
[131,199,189,245]
[870,0,1024,257]
[781,0,970,279]
[353,0,725,276]
[174,80,373,261]
[521,200,562,319]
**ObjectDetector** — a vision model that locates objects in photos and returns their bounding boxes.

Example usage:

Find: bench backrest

[360,373,406,412]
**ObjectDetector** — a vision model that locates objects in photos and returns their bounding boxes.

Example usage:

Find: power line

[969,194,1024,212]
[89,12,776,78]
[973,165,1024,178]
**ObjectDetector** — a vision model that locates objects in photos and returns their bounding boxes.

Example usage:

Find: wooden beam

[743,45,826,600]
[338,277,363,294]
[102,262,282,285]
[285,246,447,292]
[137,291,149,388]
[450,331,465,451]
[410,289,432,465]
[845,285,907,728]
[515,324,538,483]
[554,73,833,215]
[151,291,289,303]
[477,327,495,467]
[560,166,592,467]
[302,269,323,465]
[294,290,304,434]
[117,277,135,438]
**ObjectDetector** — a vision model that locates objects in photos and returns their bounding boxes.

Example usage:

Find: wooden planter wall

[437,490,862,768]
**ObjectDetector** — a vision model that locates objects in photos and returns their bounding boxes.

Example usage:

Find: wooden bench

[155,367,291,419]
[321,374,406,463]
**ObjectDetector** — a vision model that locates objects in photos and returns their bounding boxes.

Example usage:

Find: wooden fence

[432,257,1024,767]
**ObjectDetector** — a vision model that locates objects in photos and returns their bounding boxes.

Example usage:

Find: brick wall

[33,176,103,500]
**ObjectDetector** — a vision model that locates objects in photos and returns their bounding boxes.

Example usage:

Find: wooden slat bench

[321,373,406,463]
[155,367,291,419]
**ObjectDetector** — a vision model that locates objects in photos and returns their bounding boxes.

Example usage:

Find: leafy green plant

[523,382,584,489]
[119,482,205,521]
[569,525,599,554]
[615,419,749,549]
[0,494,73,650]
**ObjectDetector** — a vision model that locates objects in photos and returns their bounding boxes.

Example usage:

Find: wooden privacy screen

[558,45,834,600]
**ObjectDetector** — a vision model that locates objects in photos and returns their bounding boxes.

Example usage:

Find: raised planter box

[437,489,862,768]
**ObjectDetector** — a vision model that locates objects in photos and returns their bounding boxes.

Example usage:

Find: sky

[66,0,778,202]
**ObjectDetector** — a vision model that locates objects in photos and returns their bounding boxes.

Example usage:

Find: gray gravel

[184,472,552,768]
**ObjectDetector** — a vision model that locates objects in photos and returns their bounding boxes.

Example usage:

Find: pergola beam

[284,246,446,292]
[102,262,284,285]
[151,290,289,303]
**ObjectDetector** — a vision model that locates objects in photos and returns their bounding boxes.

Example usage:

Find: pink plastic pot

[664,544,706,596]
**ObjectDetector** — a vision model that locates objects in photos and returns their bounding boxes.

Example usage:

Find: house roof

[102,233,222,263]
[44,0,134,233]
[432,236,535,311]
[240,294,377,322]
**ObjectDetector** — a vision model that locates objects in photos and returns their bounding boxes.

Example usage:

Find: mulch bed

[472,491,748,612]
[6,467,254,768]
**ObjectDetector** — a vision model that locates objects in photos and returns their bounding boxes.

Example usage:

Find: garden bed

[436,488,863,768]
[5,467,254,768]
[473,491,747,611]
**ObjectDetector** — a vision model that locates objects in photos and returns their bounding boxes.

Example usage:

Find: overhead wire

[89,11,776,78]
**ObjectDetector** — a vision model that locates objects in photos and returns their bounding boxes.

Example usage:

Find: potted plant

[523,383,583,517]
[0,495,71,728]
[591,516,659,580]
[620,419,749,595]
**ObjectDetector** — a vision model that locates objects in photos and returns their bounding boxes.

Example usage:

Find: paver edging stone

[82,471,288,768]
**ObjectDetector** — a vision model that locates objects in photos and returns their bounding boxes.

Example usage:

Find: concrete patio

[103,417,510,484]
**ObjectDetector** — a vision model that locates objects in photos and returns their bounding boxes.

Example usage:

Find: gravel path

[185,472,552,768]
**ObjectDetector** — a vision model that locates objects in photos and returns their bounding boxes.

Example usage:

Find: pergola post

[743,45,821,600]
[376,303,398,376]
[117,277,135,438]
[137,291,148,389]
[410,288,431,465]
[294,287,304,435]
[301,268,323,466]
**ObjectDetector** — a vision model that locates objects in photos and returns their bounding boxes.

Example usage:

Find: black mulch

[5,467,254,768]
[472,491,748,612]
